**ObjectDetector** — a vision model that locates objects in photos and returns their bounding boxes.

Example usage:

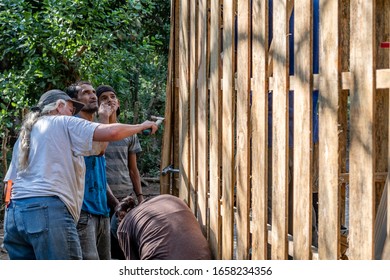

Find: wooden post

[189,0,197,212]
[173,0,181,197]
[251,0,269,260]
[338,0,350,238]
[349,1,376,259]
[178,0,190,202]
[293,0,313,260]
[221,0,235,260]
[271,0,289,260]
[236,0,251,260]
[160,0,177,194]
[374,0,390,221]
[197,0,209,240]
[210,0,222,259]
[319,0,341,259]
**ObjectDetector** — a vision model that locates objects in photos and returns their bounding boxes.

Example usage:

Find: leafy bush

[0,0,170,177]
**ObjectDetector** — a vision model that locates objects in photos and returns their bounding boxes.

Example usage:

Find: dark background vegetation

[0,0,170,182]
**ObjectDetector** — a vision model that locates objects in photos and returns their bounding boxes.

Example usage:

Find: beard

[81,105,98,114]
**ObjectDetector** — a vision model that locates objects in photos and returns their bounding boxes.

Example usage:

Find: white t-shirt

[8,115,103,222]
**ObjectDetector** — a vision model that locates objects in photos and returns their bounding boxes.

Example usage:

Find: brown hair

[115,196,136,213]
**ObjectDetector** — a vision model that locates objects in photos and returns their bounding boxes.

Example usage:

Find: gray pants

[77,210,111,260]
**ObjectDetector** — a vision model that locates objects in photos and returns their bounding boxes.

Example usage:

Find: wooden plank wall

[338,0,350,245]
[349,1,376,260]
[197,0,208,240]
[236,0,251,260]
[271,0,289,260]
[375,1,390,251]
[178,0,190,203]
[318,0,341,260]
[159,0,176,194]
[221,0,235,260]
[189,0,197,213]
[251,0,269,260]
[210,0,222,259]
[162,0,390,260]
[293,0,313,260]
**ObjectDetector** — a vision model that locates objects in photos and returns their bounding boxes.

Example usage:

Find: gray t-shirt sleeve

[65,117,101,156]
[128,135,142,154]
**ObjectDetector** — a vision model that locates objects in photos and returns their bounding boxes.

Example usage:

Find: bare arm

[94,102,116,154]
[93,121,157,142]
[128,152,143,203]
[106,183,119,211]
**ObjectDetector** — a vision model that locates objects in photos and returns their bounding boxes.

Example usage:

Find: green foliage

[0,0,170,176]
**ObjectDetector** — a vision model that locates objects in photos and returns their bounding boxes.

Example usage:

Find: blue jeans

[4,196,82,260]
[110,214,119,240]
[76,211,111,260]
[110,214,125,259]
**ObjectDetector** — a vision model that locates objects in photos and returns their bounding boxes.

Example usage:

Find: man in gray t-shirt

[104,137,142,201]
[97,85,143,260]
[3,89,158,260]
[96,85,144,204]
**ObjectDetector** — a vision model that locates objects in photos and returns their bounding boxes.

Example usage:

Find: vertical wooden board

[178,0,190,203]
[374,0,389,216]
[349,1,375,259]
[383,0,390,257]
[197,0,209,237]
[210,0,222,259]
[318,0,341,260]
[173,0,181,197]
[160,0,176,194]
[251,0,269,260]
[374,175,388,259]
[271,0,289,260]
[339,97,348,232]
[189,0,197,212]
[385,176,390,259]
[293,0,313,260]
[221,0,235,260]
[338,0,350,228]
[236,0,251,260]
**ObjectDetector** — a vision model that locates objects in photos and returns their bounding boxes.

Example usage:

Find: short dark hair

[96,84,120,116]
[66,81,92,99]
[96,85,116,99]
[115,196,136,214]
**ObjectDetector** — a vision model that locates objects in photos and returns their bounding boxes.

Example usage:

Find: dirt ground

[0,180,160,260]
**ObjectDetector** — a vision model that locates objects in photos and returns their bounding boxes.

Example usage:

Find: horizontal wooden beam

[339,172,388,184]
[247,223,319,260]
[210,69,390,92]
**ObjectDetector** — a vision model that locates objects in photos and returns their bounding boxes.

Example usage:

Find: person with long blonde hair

[3,89,157,260]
